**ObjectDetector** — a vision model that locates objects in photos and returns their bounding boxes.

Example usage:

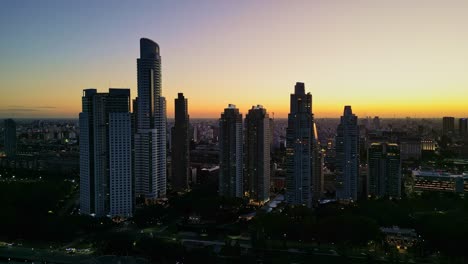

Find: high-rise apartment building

[79,88,133,217]
[335,106,359,201]
[367,143,401,198]
[3,119,16,158]
[245,105,270,205]
[442,117,455,136]
[134,38,167,201]
[171,93,190,191]
[285,82,316,208]
[219,104,243,198]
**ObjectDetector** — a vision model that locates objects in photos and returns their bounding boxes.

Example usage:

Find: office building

[79,88,133,217]
[245,105,270,205]
[335,106,359,201]
[219,104,243,198]
[134,38,167,201]
[367,143,401,198]
[4,119,16,158]
[285,82,316,208]
[171,93,190,191]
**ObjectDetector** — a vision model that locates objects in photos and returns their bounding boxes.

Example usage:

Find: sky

[1,0,468,119]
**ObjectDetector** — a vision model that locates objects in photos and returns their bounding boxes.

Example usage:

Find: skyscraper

[134,38,167,201]
[459,118,468,137]
[335,106,359,201]
[79,88,133,217]
[171,93,190,191]
[367,143,401,198]
[245,105,270,205]
[3,119,16,158]
[442,117,455,136]
[219,104,243,198]
[286,82,315,208]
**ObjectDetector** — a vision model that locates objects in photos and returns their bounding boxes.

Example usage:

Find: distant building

[367,143,401,198]
[380,227,418,250]
[79,88,133,217]
[245,105,270,205]
[459,118,468,137]
[219,104,243,198]
[335,106,359,201]
[4,119,16,158]
[373,116,380,130]
[285,82,316,208]
[413,170,468,194]
[442,117,455,136]
[171,93,190,191]
[400,138,421,160]
[421,138,436,151]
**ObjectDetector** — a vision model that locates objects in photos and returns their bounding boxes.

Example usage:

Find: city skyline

[2,0,468,119]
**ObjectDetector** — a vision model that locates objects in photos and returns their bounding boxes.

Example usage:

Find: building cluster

[79,39,171,218]
[4,38,467,219]
[218,104,271,205]
[0,119,79,172]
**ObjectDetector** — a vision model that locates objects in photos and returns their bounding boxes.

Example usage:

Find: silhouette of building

[459,118,468,137]
[219,104,243,198]
[171,93,190,191]
[335,106,359,201]
[134,38,166,201]
[373,116,380,130]
[285,82,316,208]
[245,105,270,205]
[367,143,401,198]
[442,117,455,136]
[79,88,133,217]
[3,119,16,158]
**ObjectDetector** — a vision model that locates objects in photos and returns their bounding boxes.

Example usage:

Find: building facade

[171,93,190,191]
[4,119,16,158]
[442,117,455,136]
[367,143,401,198]
[219,104,243,198]
[79,88,133,217]
[459,118,468,137]
[335,106,359,201]
[285,82,316,208]
[134,38,167,201]
[245,105,270,205]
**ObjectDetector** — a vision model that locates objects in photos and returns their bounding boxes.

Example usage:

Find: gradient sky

[1,0,468,118]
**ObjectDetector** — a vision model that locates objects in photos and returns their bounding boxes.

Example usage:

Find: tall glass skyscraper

[335,106,359,201]
[219,104,243,198]
[171,93,190,191]
[134,38,167,201]
[285,82,316,208]
[245,105,270,205]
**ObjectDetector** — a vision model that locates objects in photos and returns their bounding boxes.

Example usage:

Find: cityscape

[1,1,468,264]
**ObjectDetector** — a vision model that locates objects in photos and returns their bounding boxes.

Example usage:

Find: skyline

[2,0,468,118]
